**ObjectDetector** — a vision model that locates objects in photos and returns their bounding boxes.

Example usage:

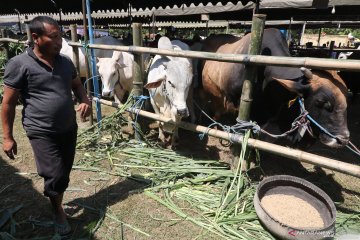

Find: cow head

[97,51,128,98]
[145,59,193,122]
[273,68,349,148]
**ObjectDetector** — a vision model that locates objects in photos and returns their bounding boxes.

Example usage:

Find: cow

[201,28,350,149]
[144,36,194,148]
[60,36,127,78]
[96,51,134,103]
[61,36,133,102]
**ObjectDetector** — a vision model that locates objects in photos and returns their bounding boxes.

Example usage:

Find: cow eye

[168,81,175,88]
[317,99,332,112]
[323,101,333,112]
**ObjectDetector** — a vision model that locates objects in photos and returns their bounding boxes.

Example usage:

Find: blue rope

[298,98,337,139]
[129,95,150,138]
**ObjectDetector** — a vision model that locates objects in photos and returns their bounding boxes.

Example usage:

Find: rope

[194,98,360,158]
[194,101,259,142]
[83,75,101,97]
[298,98,360,157]
[128,95,150,139]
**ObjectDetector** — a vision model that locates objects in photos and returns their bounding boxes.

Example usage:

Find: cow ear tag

[294,124,307,142]
[288,97,298,108]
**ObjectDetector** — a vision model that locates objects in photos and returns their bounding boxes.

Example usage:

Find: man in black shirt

[1,16,91,235]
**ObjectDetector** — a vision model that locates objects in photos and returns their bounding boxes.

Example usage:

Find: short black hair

[29,16,59,36]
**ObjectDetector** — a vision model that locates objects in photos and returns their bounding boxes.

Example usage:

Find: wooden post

[235,14,266,170]
[329,40,335,58]
[70,25,80,73]
[132,22,143,140]
[1,29,9,61]
[317,27,322,47]
[237,14,266,122]
[299,21,306,46]
[132,23,143,97]
[25,24,33,47]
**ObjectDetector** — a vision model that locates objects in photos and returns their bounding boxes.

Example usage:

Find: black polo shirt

[4,48,77,135]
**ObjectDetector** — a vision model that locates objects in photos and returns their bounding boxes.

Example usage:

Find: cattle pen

[1,19,360,239]
[1,25,360,178]
[68,27,360,177]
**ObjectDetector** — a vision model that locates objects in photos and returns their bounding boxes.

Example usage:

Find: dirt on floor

[0,96,359,239]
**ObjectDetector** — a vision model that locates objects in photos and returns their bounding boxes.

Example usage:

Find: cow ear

[116,62,127,69]
[162,62,168,69]
[112,51,122,62]
[158,37,173,50]
[273,77,310,96]
[144,74,166,89]
[144,79,164,89]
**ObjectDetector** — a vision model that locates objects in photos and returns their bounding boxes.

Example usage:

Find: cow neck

[161,80,174,108]
[115,67,124,91]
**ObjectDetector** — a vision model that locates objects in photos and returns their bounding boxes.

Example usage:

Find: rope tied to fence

[83,75,101,98]
[81,40,90,52]
[259,99,314,141]
[128,95,150,138]
[195,101,260,142]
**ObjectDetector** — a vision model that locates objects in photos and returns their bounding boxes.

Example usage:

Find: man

[1,16,91,235]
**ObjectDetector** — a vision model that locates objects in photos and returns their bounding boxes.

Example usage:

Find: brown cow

[201,28,349,148]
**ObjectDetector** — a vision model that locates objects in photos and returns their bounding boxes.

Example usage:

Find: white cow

[144,36,194,148]
[60,36,126,77]
[96,51,134,103]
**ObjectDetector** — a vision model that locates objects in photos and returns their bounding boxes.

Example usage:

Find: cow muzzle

[102,90,113,97]
[177,108,189,118]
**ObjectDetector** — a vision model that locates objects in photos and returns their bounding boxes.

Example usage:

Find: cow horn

[300,67,313,79]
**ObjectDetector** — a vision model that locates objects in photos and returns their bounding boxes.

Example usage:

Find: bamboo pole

[25,24,33,47]
[67,41,360,72]
[93,97,360,178]
[131,22,143,140]
[238,14,265,122]
[0,38,26,44]
[2,37,360,72]
[0,33,10,62]
[70,25,80,75]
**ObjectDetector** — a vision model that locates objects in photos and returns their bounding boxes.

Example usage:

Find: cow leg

[149,98,167,144]
[171,126,179,149]
[187,83,196,124]
[158,123,167,143]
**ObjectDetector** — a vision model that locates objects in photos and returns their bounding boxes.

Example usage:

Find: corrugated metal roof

[1,1,360,25]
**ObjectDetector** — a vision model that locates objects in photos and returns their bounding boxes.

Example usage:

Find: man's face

[34,22,62,56]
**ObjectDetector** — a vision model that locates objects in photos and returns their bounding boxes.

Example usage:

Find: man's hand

[76,103,91,121]
[3,138,17,159]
